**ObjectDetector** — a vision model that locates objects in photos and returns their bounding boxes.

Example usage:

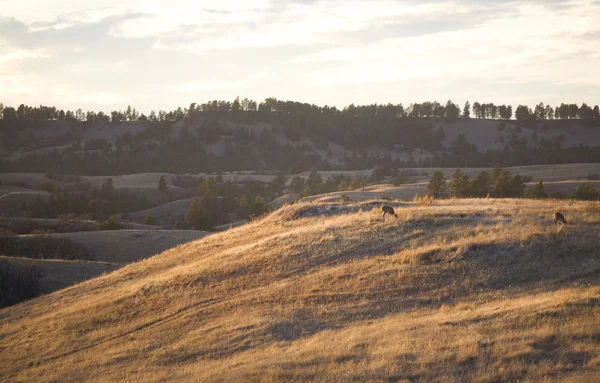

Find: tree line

[1,98,599,123]
[425,165,599,200]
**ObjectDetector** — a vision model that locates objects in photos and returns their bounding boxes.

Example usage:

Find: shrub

[98,216,125,230]
[573,184,599,200]
[144,211,157,225]
[0,260,43,308]
[340,193,351,204]
[392,171,408,186]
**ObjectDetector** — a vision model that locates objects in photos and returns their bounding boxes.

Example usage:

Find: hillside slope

[3,117,600,175]
[1,199,599,382]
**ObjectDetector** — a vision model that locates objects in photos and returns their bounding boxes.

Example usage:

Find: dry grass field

[1,198,599,382]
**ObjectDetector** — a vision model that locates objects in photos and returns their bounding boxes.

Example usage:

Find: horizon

[1,0,599,113]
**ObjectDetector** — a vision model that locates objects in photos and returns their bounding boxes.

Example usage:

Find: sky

[1,0,599,113]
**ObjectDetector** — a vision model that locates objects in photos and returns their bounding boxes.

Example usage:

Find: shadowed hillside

[1,199,599,382]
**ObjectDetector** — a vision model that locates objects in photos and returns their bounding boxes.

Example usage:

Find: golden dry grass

[1,198,599,382]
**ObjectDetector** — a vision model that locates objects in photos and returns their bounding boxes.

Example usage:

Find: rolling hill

[1,198,599,382]
[2,117,600,176]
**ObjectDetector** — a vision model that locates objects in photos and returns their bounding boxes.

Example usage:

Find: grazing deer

[382,205,398,221]
[554,212,567,225]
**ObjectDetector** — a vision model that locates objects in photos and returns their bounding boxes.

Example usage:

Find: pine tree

[426,171,447,198]
[158,176,168,193]
[493,170,512,197]
[449,169,470,197]
[185,199,211,230]
[470,171,491,197]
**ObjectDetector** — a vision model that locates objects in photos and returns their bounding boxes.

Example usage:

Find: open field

[1,198,599,382]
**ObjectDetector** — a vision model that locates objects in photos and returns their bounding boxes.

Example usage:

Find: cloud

[167,82,243,92]
[0,0,598,111]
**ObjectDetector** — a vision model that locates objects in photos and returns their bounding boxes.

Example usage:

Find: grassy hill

[1,198,599,382]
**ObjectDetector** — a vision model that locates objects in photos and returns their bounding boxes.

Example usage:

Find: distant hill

[2,116,600,175]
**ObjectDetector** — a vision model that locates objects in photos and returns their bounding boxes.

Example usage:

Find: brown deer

[553,212,567,225]
[382,206,398,221]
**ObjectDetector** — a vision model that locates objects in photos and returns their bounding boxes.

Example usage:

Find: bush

[144,211,157,225]
[392,171,408,186]
[0,260,43,308]
[573,184,599,200]
[97,216,125,230]
[340,193,351,204]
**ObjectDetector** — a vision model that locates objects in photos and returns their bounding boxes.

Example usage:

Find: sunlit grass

[1,198,599,382]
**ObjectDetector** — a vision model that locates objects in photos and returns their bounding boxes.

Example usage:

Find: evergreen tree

[185,199,212,230]
[449,169,470,197]
[426,171,447,198]
[158,176,168,193]
[508,175,526,197]
[469,171,491,197]
[493,170,512,197]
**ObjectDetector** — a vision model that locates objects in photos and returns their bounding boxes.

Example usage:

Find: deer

[553,212,567,226]
[382,205,398,221]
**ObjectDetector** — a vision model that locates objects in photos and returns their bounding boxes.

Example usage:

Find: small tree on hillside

[185,200,212,230]
[144,211,157,225]
[449,169,470,198]
[427,171,447,198]
[158,176,168,193]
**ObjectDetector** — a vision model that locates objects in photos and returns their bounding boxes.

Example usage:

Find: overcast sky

[1,0,599,113]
